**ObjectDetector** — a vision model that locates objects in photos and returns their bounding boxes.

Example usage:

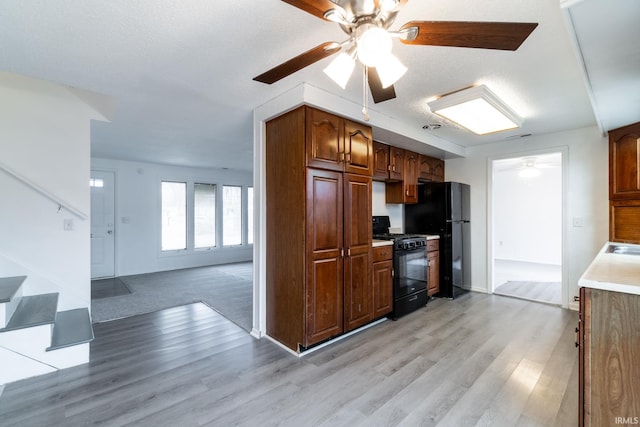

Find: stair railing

[0,160,88,220]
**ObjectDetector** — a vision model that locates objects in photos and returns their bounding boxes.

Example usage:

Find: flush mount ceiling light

[427,85,523,135]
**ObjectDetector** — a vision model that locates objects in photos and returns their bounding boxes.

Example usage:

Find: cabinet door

[389,147,404,180]
[610,200,640,244]
[306,107,344,172]
[403,150,419,204]
[343,174,373,331]
[431,159,445,182]
[373,141,390,180]
[610,122,640,199]
[587,289,640,426]
[427,250,440,296]
[344,119,373,176]
[373,260,393,318]
[306,169,344,345]
[578,286,588,427]
[419,154,433,181]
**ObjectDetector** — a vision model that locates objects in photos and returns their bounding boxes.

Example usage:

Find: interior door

[91,170,115,279]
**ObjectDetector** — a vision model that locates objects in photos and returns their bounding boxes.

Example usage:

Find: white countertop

[372,239,393,247]
[578,242,640,295]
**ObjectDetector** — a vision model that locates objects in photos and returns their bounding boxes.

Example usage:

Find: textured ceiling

[0,0,637,171]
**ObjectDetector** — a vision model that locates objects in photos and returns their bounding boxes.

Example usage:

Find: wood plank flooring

[0,293,579,426]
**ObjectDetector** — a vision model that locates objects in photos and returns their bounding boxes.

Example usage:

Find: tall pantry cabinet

[265,105,374,352]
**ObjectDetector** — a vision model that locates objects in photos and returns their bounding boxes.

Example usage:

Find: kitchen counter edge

[578,242,640,296]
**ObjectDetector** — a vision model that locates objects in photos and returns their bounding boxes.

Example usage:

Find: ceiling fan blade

[399,21,538,51]
[368,68,396,104]
[253,42,341,84]
[281,0,341,20]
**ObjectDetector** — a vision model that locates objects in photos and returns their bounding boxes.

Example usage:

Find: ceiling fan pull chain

[362,67,370,121]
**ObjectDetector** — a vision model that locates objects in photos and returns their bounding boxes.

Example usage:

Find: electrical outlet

[63,218,73,231]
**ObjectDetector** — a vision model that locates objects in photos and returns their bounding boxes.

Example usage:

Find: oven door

[394,246,428,298]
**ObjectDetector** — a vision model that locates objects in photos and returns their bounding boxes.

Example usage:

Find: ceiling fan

[253,0,538,104]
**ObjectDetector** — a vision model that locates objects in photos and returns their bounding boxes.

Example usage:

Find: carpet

[494,280,561,306]
[91,262,253,332]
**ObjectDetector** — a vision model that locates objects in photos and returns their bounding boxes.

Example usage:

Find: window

[194,183,216,248]
[223,185,242,246]
[247,187,254,245]
[161,181,187,251]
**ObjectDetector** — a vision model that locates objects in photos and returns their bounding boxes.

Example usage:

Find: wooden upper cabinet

[389,146,404,181]
[403,150,419,203]
[431,159,445,182]
[610,200,640,244]
[373,141,390,180]
[610,121,640,200]
[344,119,373,176]
[418,155,445,182]
[419,154,433,181]
[386,149,418,204]
[306,107,372,176]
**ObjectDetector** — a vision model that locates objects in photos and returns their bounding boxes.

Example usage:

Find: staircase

[0,275,94,385]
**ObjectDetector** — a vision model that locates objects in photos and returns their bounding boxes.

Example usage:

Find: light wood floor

[0,293,579,426]
[494,259,562,306]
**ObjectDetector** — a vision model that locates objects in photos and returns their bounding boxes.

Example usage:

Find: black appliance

[372,216,428,318]
[405,182,471,299]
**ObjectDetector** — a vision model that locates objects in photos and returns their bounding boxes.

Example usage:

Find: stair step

[47,308,94,351]
[0,276,26,303]
[0,293,58,332]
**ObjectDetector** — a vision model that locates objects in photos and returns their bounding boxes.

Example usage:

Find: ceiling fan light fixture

[375,53,407,88]
[427,85,522,135]
[356,25,392,67]
[324,7,349,25]
[379,0,401,12]
[323,51,356,89]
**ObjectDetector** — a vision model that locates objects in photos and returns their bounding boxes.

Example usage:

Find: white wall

[91,158,253,276]
[493,164,562,264]
[0,72,109,311]
[445,126,609,305]
[372,181,404,232]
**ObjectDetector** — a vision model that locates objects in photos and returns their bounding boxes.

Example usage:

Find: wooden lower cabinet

[427,240,440,297]
[578,287,640,426]
[372,245,393,318]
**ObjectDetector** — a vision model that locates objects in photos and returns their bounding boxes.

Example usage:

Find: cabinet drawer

[373,245,393,262]
[427,239,439,252]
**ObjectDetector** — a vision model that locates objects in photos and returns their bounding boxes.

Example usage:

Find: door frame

[486,146,569,308]
[91,168,117,279]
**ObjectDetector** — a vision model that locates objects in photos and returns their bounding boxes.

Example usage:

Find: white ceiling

[0,0,638,172]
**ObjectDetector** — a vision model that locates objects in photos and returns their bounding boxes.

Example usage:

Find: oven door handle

[397,247,427,254]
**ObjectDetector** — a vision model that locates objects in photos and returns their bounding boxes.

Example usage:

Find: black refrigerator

[405,182,470,299]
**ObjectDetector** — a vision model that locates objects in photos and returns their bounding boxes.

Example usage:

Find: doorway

[490,151,564,306]
[91,170,115,279]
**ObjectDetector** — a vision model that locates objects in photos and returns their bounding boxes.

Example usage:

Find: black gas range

[373,216,429,319]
